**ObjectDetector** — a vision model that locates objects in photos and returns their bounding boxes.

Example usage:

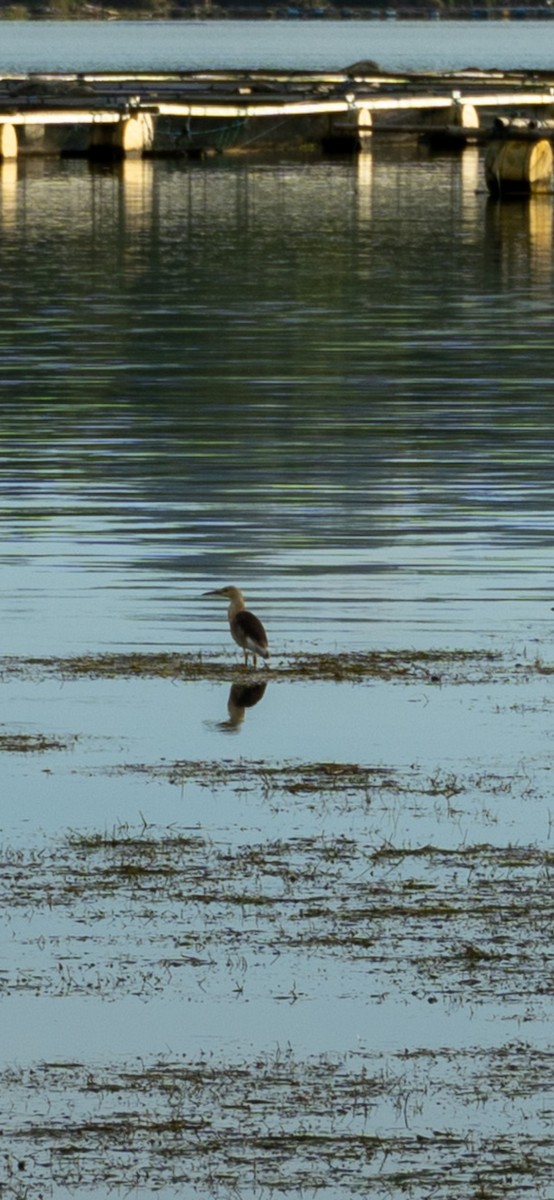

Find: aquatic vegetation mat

[0,647,514,684]
[0,729,74,753]
[2,825,554,1012]
[116,755,515,803]
[2,1042,554,1199]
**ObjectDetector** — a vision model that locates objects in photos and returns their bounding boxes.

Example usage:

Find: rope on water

[186,116,247,152]
[238,117,292,148]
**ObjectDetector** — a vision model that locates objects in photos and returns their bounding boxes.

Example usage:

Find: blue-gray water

[1,146,553,658]
[0,17,554,72]
[2,24,554,1198]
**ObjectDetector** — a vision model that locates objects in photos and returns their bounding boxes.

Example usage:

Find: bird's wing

[234,609,269,651]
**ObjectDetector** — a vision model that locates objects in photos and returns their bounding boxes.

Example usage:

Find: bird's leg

[253,654,258,668]
[243,649,249,667]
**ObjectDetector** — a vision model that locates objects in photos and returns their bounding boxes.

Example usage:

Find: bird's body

[203,586,270,668]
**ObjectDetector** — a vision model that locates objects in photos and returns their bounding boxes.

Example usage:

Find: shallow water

[2,672,554,842]
[2,131,554,1197]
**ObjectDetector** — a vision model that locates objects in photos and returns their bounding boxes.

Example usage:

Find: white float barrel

[485,138,553,195]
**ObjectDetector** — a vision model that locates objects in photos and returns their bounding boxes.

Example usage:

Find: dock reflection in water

[486,192,554,288]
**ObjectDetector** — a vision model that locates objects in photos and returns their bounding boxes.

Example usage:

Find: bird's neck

[228,593,245,621]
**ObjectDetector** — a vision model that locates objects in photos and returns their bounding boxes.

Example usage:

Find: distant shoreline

[2,7,554,20]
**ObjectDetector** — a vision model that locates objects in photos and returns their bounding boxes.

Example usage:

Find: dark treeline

[1,0,553,21]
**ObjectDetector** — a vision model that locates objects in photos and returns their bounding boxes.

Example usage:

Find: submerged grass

[2,823,554,1009]
[0,730,74,752]
[3,1043,554,1198]
[118,756,505,799]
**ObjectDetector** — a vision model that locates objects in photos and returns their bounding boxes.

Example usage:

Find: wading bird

[203,586,270,668]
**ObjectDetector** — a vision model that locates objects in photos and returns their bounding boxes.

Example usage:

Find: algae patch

[0,647,504,684]
[0,729,75,753]
[112,755,513,807]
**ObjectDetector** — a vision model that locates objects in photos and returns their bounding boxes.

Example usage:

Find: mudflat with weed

[1,648,554,1198]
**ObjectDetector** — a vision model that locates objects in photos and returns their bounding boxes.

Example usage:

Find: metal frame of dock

[0,67,553,155]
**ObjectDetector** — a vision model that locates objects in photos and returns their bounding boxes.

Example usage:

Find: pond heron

[203,586,270,667]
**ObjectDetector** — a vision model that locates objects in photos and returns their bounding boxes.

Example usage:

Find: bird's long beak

[203,588,224,597]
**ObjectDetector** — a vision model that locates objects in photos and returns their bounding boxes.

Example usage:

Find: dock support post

[116,113,155,158]
[356,107,373,150]
[449,97,480,134]
[420,97,480,148]
[89,113,155,160]
[322,106,372,154]
[0,124,18,161]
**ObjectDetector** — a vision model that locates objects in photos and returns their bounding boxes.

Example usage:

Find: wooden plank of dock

[0,90,553,126]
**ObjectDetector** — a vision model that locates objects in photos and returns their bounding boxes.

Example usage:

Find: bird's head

[203,586,244,603]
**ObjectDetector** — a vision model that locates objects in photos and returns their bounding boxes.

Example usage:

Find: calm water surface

[1,57,554,1197]
[1,18,554,72]
[1,148,554,658]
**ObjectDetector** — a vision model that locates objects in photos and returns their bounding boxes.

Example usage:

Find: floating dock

[0,66,554,158]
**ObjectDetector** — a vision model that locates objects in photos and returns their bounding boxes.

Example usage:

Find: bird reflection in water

[216,680,268,733]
